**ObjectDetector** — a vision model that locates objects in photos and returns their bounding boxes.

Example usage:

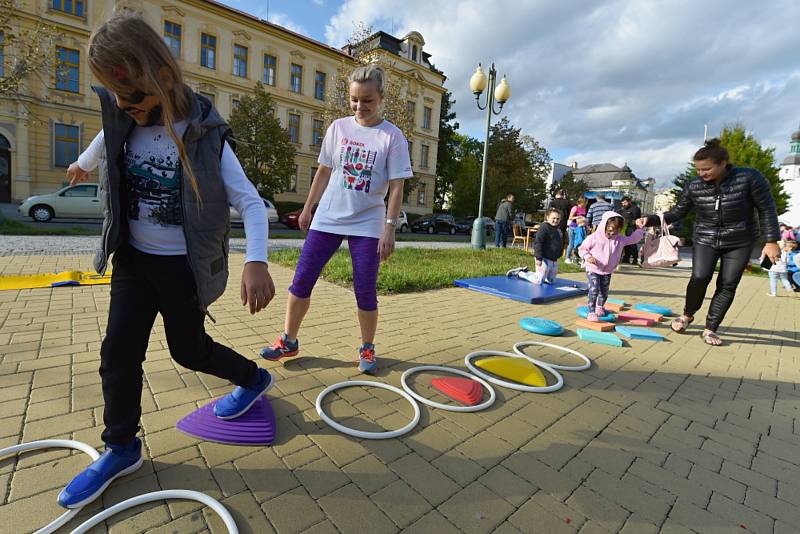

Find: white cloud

[324,0,800,186]
[265,11,309,36]
[312,0,325,5]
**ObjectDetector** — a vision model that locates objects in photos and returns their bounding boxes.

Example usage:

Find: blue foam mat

[454,276,588,304]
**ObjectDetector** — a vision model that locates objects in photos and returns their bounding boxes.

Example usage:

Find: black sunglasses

[116,89,150,104]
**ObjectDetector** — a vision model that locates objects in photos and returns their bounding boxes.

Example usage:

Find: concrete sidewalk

[0,254,798,533]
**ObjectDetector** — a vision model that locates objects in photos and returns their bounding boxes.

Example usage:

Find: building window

[200,33,216,69]
[421,144,430,168]
[52,0,84,17]
[289,165,298,192]
[231,97,240,112]
[290,63,303,93]
[263,54,276,86]
[314,71,326,100]
[408,141,414,167]
[54,123,79,167]
[310,166,318,186]
[288,113,300,143]
[163,21,181,58]
[312,119,324,146]
[423,106,432,130]
[55,46,79,93]
[199,91,215,106]
[233,45,248,78]
[406,101,416,126]
[417,183,426,205]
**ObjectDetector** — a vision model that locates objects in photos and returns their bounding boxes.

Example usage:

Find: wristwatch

[385,218,398,227]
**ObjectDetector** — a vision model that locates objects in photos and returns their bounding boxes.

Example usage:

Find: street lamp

[469,63,511,249]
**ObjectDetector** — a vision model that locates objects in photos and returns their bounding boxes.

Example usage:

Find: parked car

[397,210,409,233]
[18,183,102,222]
[281,203,318,229]
[411,213,457,235]
[456,216,495,235]
[230,198,279,225]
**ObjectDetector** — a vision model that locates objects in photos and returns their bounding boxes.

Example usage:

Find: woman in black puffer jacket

[647,139,781,346]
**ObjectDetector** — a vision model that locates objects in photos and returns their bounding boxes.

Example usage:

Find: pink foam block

[623,318,655,327]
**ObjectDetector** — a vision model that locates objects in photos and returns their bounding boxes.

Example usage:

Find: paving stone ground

[0,252,798,534]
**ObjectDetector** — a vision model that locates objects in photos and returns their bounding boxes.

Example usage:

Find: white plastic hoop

[400,365,496,412]
[465,350,564,393]
[70,490,238,534]
[0,440,239,534]
[512,341,592,371]
[0,440,101,534]
[316,380,420,439]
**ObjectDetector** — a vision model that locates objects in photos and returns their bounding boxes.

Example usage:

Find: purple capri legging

[289,229,380,311]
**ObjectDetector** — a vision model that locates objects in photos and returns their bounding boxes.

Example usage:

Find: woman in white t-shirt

[261,65,413,374]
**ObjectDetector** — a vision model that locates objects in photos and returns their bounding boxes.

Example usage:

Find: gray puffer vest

[93,86,232,313]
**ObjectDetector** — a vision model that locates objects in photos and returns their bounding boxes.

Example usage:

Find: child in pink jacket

[579,210,646,321]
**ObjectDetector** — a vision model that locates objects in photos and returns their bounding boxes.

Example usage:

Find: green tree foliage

[434,90,459,209]
[670,163,697,243]
[549,171,588,203]
[719,124,789,214]
[449,118,549,217]
[228,83,297,200]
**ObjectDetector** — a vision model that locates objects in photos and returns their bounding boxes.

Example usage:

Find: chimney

[571,161,578,169]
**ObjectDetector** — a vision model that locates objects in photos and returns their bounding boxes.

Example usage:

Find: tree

[670,163,697,243]
[719,124,789,214]
[485,117,548,215]
[323,22,417,194]
[549,171,588,203]
[0,0,60,104]
[449,118,549,217]
[434,90,459,209]
[228,83,297,200]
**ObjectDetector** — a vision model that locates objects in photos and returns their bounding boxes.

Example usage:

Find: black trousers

[684,243,751,332]
[99,244,258,445]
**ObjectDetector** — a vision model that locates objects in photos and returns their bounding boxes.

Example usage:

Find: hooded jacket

[92,85,233,313]
[578,211,644,275]
[534,222,563,261]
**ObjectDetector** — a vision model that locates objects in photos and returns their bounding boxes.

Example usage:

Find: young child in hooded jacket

[579,210,645,321]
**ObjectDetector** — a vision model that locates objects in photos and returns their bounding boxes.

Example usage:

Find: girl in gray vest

[56,11,276,510]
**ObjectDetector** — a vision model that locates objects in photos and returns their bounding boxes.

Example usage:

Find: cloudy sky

[221,0,800,188]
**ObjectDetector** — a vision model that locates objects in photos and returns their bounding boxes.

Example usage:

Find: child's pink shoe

[587,312,599,322]
[595,306,606,317]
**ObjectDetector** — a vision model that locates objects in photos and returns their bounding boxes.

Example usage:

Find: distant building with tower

[779,124,800,226]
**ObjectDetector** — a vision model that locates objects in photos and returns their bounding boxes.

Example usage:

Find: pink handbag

[641,214,680,269]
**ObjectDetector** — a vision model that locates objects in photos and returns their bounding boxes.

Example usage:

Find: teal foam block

[576,306,616,322]
[632,303,673,317]
[519,317,564,336]
[606,298,626,306]
[615,326,665,341]
[577,329,623,347]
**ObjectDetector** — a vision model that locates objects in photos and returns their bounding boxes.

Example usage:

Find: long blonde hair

[88,10,200,200]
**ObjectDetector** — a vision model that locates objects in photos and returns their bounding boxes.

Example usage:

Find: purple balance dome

[176,396,276,446]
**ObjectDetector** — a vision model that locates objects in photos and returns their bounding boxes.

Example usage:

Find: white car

[397,210,409,233]
[230,198,279,225]
[18,183,102,222]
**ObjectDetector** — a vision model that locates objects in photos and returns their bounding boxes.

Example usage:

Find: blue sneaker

[260,333,299,361]
[358,343,378,375]
[58,438,143,509]
[214,368,274,420]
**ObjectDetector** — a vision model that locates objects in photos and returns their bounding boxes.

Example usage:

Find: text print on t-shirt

[125,133,182,226]
[339,138,377,193]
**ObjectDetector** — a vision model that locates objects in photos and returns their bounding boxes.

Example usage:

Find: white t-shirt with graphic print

[310,116,413,239]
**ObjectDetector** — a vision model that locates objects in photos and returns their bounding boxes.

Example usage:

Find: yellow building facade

[1,0,445,214]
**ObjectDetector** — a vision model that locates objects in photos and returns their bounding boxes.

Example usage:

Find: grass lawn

[0,219,99,236]
[269,247,584,294]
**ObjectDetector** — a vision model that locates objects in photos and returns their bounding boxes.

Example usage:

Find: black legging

[685,243,752,332]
